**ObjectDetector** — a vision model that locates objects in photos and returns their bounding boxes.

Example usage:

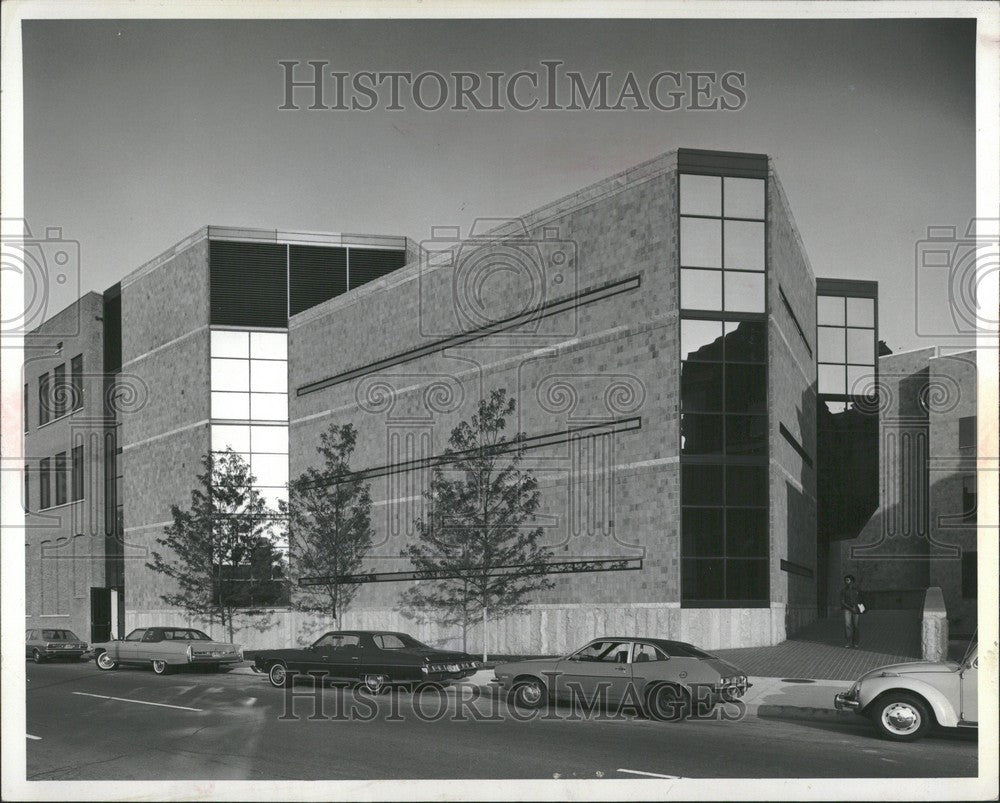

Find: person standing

[840,574,865,648]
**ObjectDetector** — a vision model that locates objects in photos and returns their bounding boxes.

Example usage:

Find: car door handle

[615,666,628,672]
[351,656,359,661]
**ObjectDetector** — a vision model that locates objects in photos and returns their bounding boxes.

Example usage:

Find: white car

[834,637,978,741]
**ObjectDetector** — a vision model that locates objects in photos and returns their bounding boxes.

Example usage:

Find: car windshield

[41,629,79,640]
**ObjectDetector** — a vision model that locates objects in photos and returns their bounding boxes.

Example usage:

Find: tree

[284,423,373,621]
[147,449,285,643]
[400,388,554,660]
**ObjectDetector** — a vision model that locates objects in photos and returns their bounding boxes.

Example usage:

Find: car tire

[870,692,933,742]
[644,682,691,722]
[151,659,173,675]
[358,674,389,695]
[96,651,118,671]
[32,649,45,664]
[510,676,548,709]
[268,662,292,688]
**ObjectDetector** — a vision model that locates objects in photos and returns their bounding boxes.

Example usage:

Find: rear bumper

[41,649,87,658]
[189,654,242,665]
[834,692,861,711]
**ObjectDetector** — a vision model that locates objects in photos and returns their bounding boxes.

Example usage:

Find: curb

[754,704,859,723]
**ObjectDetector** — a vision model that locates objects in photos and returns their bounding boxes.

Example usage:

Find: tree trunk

[482,604,488,663]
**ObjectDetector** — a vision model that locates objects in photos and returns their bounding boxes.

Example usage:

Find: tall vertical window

[962,475,976,524]
[958,416,976,455]
[24,466,30,512]
[53,364,67,419]
[961,551,977,599]
[72,445,85,502]
[55,451,68,506]
[817,293,876,398]
[39,372,50,426]
[39,457,51,509]
[679,167,769,606]
[680,174,766,314]
[71,354,84,410]
[210,329,289,595]
[24,383,29,432]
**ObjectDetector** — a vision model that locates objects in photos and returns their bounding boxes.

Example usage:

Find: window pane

[680,174,721,217]
[723,221,765,271]
[251,454,288,488]
[250,360,287,393]
[251,425,289,453]
[726,508,768,557]
[724,177,765,219]
[724,271,765,313]
[682,558,725,600]
[257,486,289,510]
[817,295,845,326]
[846,365,873,396]
[680,217,722,268]
[680,413,724,455]
[211,424,251,453]
[726,465,769,507]
[680,361,723,412]
[817,326,845,363]
[725,364,767,414]
[725,559,769,602]
[682,464,724,505]
[681,319,724,362]
[846,328,874,365]
[682,508,725,557]
[250,332,288,360]
[724,321,766,363]
[211,330,249,358]
[251,393,288,421]
[212,391,250,420]
[846,297,875,328]
[211,358,249,392]
[725,414,768,456]
[818,364,846,395]
[680,269,722,311]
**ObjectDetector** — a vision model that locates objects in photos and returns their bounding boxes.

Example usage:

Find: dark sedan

[252,630,479,692]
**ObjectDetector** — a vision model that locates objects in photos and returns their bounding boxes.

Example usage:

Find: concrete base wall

[127,603,804,654]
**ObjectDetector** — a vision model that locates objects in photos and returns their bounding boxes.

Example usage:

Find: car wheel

[510,676,547,709]
[871,693,932,741]
[151,659,173,675]
[359,674,389,695]
[32,649,45,664]
[96,651,118,671]
[268,662,291,688]
[645,682,691,722]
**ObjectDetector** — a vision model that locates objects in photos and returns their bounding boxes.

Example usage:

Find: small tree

[284,423,373,621]
[400,389,553,660]
[147,449,284,643]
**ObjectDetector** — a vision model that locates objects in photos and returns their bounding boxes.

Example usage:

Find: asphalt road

[24,660,977,781]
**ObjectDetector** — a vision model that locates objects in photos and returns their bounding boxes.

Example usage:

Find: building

[26,147,967,653]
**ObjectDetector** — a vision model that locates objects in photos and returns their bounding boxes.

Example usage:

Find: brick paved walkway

[714,610,922,681]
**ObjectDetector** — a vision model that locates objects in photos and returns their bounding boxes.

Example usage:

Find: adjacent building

[22,147,977,653]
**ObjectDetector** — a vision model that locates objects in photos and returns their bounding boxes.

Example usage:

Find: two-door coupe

[252,630,479,692]
[92,627,243,675]
[26,628,89,663]
[493,636,751,720]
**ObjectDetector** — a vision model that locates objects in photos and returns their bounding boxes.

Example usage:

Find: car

[92,627,244,675]
[252,630,480,692]
[26,628,89,663]
[834,637,978,741]
[492,636,751,720]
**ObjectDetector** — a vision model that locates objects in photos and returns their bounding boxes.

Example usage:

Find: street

[25,661,977,781]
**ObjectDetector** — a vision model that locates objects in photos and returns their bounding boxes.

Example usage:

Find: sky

[22,17,976,353]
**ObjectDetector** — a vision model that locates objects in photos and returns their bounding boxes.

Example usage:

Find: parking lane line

[71,691,203,712]
[616,768,683,779]
[26,734,41,740]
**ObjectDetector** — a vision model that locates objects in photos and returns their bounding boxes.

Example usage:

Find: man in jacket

[840,574,865,648]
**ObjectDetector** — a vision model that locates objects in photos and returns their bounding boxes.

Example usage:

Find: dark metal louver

[209,240,288,327]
